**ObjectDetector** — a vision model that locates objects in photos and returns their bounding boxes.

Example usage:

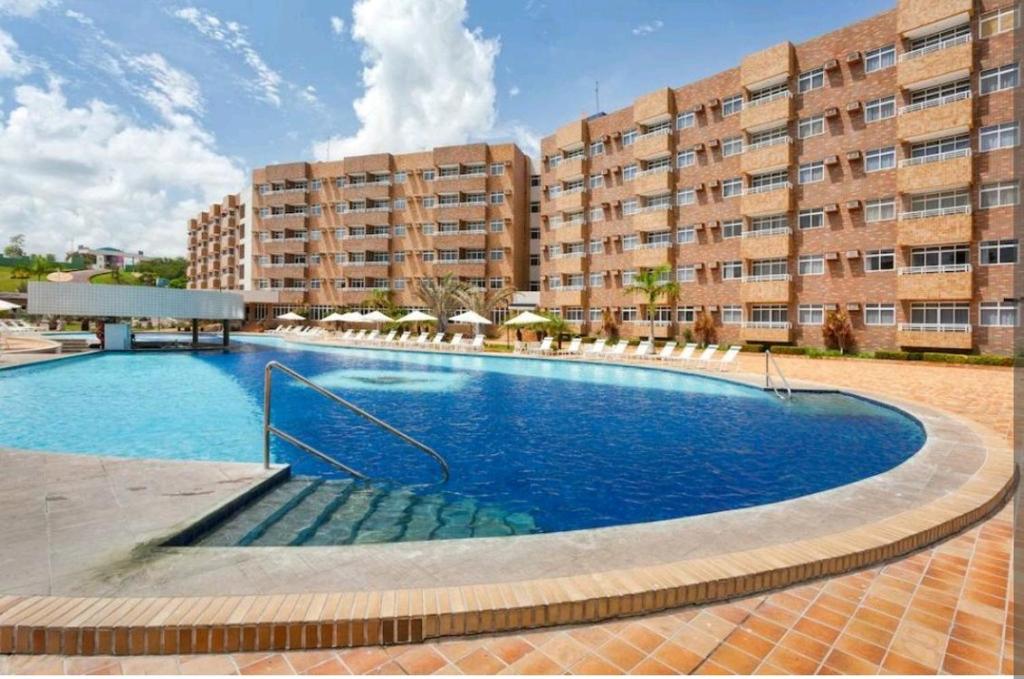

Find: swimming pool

[0,337,925,538]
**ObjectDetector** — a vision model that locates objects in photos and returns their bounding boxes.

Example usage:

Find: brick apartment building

[186,192,250,292]
[539,0,1019,354]
[188,0,1019,354]
[241,143,532,322]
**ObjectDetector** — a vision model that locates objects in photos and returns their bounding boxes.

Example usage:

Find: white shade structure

[360,310,394,323]
[0,300,21,311]
[449,310,492,326]
[396,310,438,323]
[337,311,365,322]
[321,312,348,323]
[276,311,305,321]
[503,310,548,326]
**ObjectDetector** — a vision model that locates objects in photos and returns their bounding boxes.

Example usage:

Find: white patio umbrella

[503,310,549,346]
[0,300,21,311]
[321,312,347,323]
[449,310,492,337]
[337,311,366,322]
[396,310,437,323]
[360,310,393,323]
[276,311,305,321]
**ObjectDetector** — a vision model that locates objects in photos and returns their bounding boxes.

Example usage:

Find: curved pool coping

[0,339,1016,656]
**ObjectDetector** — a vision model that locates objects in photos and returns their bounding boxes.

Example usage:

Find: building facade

[538,0,1020,354]
[244,143,532,321]
[186,192,249,292]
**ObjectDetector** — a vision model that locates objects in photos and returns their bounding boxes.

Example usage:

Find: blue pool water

[0,337,925,533]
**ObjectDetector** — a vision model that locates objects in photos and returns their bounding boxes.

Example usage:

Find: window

[676,265,696,283]
[309,229,321,241]
[309,204,322,216]
[721,177,742,198]
[676,112,695,129]
[799,208,824,230]
[622,164,638,181]
[622,235,639,251]
[721,136,743,157]
[421,196,436,208]
[980,181,1019,208]
[981,63,1019,94]
[865,198,896,222]
[909,190,970,213]
[589,206,604,222]
[749,214,787,234]
[721,94,743,116]
[621,129,638,146]
[393,251,406,263]
[750,258,788,278]
[864,249,895,271]
[864,304,895,326]
[309,254,321,265]
[422,169,435,181]
[980,6,1019,37]
[980,122,1019,151]
[864,146,896,172]
[618,306,637,322]
[587,173,604,190]
[980,238,1018,265]
[749,170,788,190]
[421,250,435,262]
[798,254,825,276]
[675,306,694,323]
[721,260,743,280]
[722,220,742,239]
[798,161,825,184]
[676,226,696,244]
[798,115,825,139]
[981,301,1018,327]
[677,150,695,168]
[721,305,743,324]
[309,279,321,290]
[489,163,504,176]
[910,302,969,327]
[309,179,322,191]
[799,304,824,325]
[589,140,605,156]
[490,192,504,204]
[864,96,896,123]
[909,245,969,269]
[489,248,504,260]
[676,188,695,205]
[864,45,895,72]
[798,67,825,93]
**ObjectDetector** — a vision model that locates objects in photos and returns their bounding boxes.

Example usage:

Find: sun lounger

[664,342,697,362]
[651,341,677,360]
[529,336,554,354]
[693,344,720,368]
[414,332,430,345]
[444,333,464,350]
[430,332,446,347]
[364,330,380,343]
[628,341,652,360]
[714,346,742,372]
[336,329,354,341]
[396,330,411,344]
[468,334,485,351]
[557,337,583,355]
[380,330,397,345]
[583,338,607,356]
[350,329,367,343]
[607,339,629,357]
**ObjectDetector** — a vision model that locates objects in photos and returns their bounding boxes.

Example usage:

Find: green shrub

[922,352,968,364]
[768,345,808,356]
[966,355,1016,367]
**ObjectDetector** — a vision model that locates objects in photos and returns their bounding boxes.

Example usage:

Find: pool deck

[0,340,1015,667]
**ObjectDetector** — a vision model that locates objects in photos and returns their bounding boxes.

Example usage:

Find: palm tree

[624,265,679,342]
[537,311,570,350]
[415,274,470,332]
[28,256,54,281]
[457,286,516,337]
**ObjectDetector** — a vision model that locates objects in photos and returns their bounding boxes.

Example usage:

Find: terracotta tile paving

[0,357,1014,674]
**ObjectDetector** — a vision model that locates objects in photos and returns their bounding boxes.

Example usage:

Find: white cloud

[0,28,30,78]
[173,6,287,107]
[0,80,244,256]
[0,0,56,17]
[508,85,520,97]
[631,19,663,36]
[312,0,499,159]
[329,15,345,35]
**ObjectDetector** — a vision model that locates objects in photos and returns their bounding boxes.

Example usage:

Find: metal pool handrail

[764,349,793,401]
[263,360,450,482]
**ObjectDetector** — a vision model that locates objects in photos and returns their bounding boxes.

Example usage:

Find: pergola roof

[27,282,244,320]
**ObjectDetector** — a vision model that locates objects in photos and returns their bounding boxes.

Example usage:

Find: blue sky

[0,0,892,256]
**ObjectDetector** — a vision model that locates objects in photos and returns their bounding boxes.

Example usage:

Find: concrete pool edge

[0,387,1014,655]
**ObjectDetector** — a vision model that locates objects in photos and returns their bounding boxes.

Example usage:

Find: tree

[692,311,716,347]
[415,274,470,332]
[537,311,570,350]
[138,272,157,286]
[3,234,25,258]
[28,255,54,281]
[623,265,679,342]
[457,286,516,337]
[822,310,855,354]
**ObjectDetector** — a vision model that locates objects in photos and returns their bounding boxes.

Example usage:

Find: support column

[222,320,230,347]
[191,319,199,347]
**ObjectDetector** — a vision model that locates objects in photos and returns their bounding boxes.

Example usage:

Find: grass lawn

[0,266,30,292]
[89,271,144,285]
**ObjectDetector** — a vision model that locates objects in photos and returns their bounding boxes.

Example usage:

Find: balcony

[553,189,586,213]
[629,244,672,267]
[897,323,973,350]
[623,320,674,339]
[546,252,587,274]
[897,205,972,246]
[632,128,673,160]
[741,182,792,216]
[897,34,972,90]
[897,148,972,193]
[740,322,792,343]
[260,263,308,278]
[740,228,791,259]
[897,0,971,37]
[546,219,586,242]
[555,119,586,151]
[259,238,308,254]
[543,288,588,308]
[897,92,972,142]
[633,168,673,196]
[433,231,487,249]
[740,91,793,132]
[741,137,792,174]
[634,87,674,125]
[261,213,308,229]
[342,182,391,201]
[896,264,972,300]
[629,207,673,232]
[554,156,586,182]
[740,42,794,90]
[740,275,792,303]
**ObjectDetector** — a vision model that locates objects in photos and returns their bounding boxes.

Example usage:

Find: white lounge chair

[306,327,325,338]
[395,330,411,344]
[379,330,397,345]
[714,346,742,372]
[665,342,697,362]
[444,333,463,350]
[336,329,354,341]
[350,329,367,343]
[628,341,652,360]
[607,340,629,357]
[651,341,677,360]
[557,337,583,355]
[414,332,430,345]
[530,336,554,354]
[693,344,720,368]
[364,329,380,343]
[430,332,446,347]
[468,334,485,351]
[584,338,607,356]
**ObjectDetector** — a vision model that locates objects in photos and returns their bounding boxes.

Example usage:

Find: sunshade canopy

[449,310,492,325]
[360,310,393,323]
[396,310,438,323]
[276,311,305,320]
[503,310,549,326]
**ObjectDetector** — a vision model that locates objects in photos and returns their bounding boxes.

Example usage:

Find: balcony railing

[436,201,487,209]
[436,171,486,180]
[263,212,308,219]
[639,165,672,177]
[625,319,672,326]
[742,273,792,282]
[899,90,971,116]
[262,262,308,268]
[742,226,791,238]
[637,127,672,140]
[899,148,971,167]
[742,321,792,329]
[898,204,971,220]
[548,251,586,260]
[898,323,971,332]
[344,206,392,213]
[638,203,672,213]
[436,228,487,236]
[341,233,391,240]
[637,240,671,249]
[743,181,792,195]
[745,90,792,108]
[897,263,971,275]
[746,135,792,152]
[263,236,308,242]
[898,33,971,63]
[261,187,307,195]
[548,285,586,292]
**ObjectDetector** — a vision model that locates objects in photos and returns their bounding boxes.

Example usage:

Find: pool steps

[194,478,538,546]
